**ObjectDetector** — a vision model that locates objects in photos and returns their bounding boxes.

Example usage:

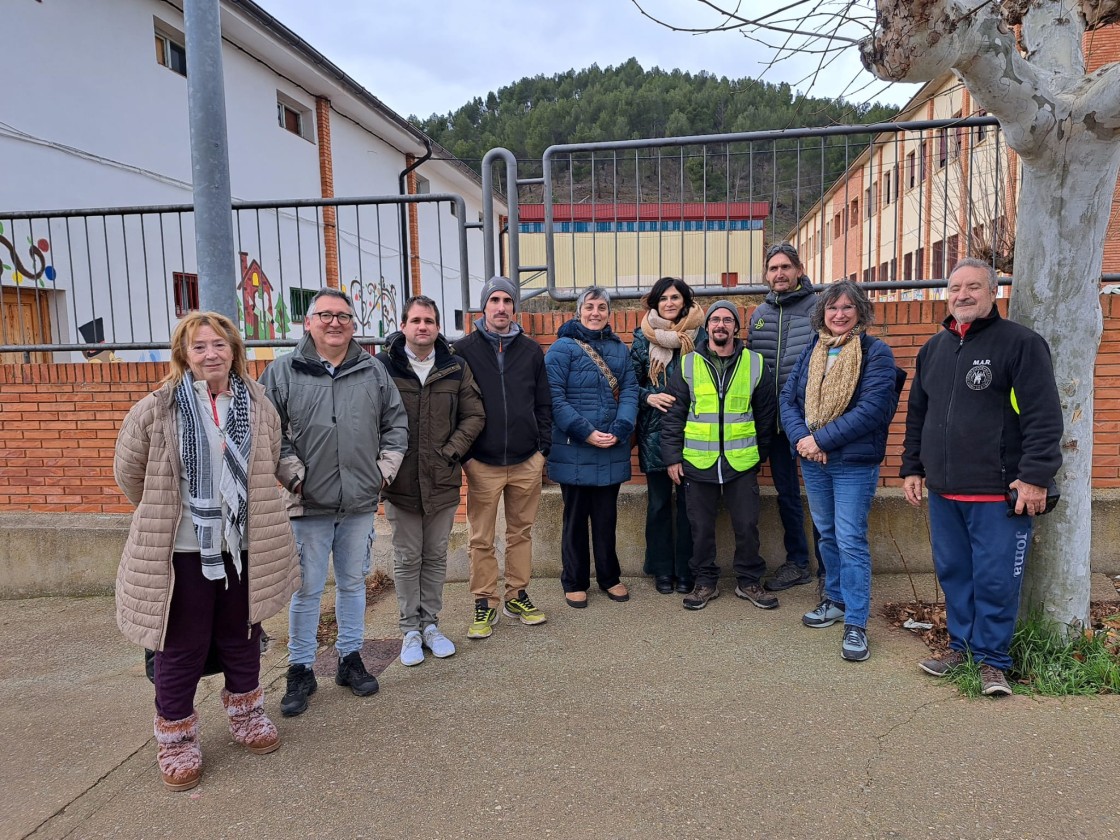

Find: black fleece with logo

[901,308,1063,496]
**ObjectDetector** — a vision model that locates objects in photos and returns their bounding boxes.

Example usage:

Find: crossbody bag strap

[574,339,619,400]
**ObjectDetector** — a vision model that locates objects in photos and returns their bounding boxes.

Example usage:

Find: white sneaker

[400,630,425,666]
[422,624,456,659]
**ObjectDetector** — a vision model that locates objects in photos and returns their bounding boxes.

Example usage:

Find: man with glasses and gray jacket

[260,288,408,717]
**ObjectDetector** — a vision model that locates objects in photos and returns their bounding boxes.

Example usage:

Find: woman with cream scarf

[629,276,705,595]
[779,280,903,663]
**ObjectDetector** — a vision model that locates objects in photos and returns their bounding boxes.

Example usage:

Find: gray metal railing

[0,194,473,361]
[486,117,1030,301]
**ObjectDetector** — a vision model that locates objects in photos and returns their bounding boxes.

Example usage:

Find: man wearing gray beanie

[660,299,778,611]
[454,277,553,638]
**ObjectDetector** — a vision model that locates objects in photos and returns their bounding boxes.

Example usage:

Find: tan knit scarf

[804,328,863,432]
[641,302,704,386]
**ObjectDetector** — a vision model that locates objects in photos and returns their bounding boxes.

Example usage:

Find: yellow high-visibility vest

[681,349,762,471]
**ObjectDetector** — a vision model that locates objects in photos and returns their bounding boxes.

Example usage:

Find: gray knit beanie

[480,276,519,311]
[704,300,740,330]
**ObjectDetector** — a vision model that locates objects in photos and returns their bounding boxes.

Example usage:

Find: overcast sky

[252,0,917,120]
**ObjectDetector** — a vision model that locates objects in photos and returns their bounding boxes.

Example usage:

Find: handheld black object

[1005,482,1061,517]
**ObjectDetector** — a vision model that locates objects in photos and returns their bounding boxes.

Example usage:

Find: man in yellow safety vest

[660,300,778,612]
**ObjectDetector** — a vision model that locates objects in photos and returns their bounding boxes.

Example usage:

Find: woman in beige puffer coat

[114,311,298,792]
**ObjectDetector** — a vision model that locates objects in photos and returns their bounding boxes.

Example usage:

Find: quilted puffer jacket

[113,377,300,651]
[544,319,639,486]
[748,276,818,431]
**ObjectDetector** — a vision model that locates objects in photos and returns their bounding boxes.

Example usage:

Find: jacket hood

[558,318,619,343]
[695,336,745,360]
[472,316,522,345]
[293,333,371,376]
[764,275,817,306]
[384,331,455,370]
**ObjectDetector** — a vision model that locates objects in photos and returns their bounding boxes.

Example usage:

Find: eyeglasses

[313,312,353,325]
[708,316,738,326]
[825,305,856,315]
[766,242,799,261]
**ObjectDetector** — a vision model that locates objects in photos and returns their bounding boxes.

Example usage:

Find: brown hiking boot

[918,649,967,677]
[683,584,720,610]
[734,583,779,610]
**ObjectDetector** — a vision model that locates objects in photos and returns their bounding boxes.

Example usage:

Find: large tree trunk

[1011,155,1117,625]
[859,0,1120,626]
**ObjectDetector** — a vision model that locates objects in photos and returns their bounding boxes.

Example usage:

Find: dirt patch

[882,576,1120,656]
[315,570,394,647]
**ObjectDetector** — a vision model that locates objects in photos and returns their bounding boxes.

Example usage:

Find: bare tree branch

[1078,62,1120,134]
[630,0,865,43]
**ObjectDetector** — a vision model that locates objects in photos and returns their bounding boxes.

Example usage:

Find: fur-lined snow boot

[154,711,202,791]
[221,686,280,755]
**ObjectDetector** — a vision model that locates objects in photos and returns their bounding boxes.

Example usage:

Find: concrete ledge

[3,487,1119,597]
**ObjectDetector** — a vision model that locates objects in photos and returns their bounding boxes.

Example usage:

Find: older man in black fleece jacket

[901,259,1063,697]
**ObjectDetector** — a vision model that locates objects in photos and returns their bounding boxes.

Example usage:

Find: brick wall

[3,297,1119,513]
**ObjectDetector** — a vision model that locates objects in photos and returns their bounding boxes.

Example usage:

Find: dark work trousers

[559,483,623,593]
[154,551,261,721]
[769,429,824,576]
[684,471,765,588]
[643,470,693,580]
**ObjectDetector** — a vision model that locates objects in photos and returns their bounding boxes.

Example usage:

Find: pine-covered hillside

[412,59,900,232]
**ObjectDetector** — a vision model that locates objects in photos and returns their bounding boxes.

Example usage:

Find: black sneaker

[335,651,380,697]
[764,561,813,591]
[280,663,318,717]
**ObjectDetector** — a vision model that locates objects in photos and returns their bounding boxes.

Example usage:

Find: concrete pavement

[2,573,1118,840]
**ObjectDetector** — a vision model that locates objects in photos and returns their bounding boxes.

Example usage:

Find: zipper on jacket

[774,303,785,433]
[942,337,966,488]
[499,336,510,465]
[701,351,741,485]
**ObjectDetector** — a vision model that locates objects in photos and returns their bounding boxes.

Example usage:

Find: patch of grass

[946,609,1120,698]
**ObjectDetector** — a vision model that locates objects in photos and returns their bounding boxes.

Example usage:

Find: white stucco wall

[0,0,493,357]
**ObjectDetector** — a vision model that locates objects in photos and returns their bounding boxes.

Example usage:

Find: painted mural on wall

[237,252,278,341]
[0,224,56,288]
[349,276,398,337]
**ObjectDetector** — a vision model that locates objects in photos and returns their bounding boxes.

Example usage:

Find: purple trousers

[154,551,261,720]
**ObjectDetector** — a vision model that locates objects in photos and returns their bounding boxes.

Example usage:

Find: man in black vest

[748,242,823,592]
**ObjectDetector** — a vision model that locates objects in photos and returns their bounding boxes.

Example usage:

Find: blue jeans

[928,494,1032,671]
[770,431,823,575]
[289,512,375,665]
[800,459,879,629]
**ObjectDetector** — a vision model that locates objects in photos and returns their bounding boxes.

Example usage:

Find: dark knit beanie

[704,299,740,330]
[480,276,519,311]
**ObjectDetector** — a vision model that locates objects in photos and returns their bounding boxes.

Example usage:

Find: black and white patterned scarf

[175,371,252,581]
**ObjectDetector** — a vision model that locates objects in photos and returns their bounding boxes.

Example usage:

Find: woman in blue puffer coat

[545,286,639,608]
[780,279,905,663]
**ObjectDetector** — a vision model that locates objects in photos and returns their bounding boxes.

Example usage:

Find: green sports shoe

[467,599,499,639]
[503,590,547,626]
